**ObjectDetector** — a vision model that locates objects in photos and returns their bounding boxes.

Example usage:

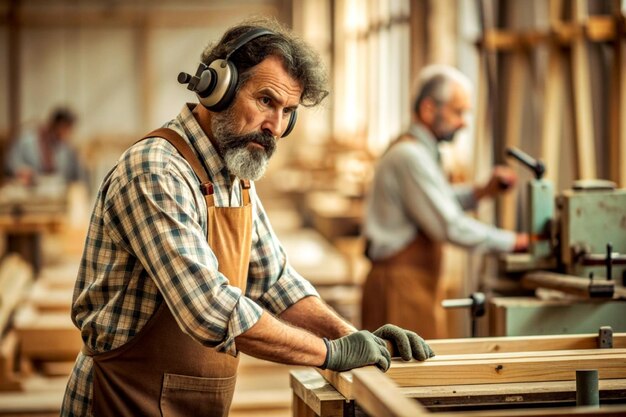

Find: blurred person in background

[5,106,86,186]
[361,64,528,340]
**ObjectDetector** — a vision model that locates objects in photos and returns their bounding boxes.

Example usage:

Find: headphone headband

[178,26,297,138]
[225,28,276,61]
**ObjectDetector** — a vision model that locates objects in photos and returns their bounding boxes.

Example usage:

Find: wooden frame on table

[292,333,626,417]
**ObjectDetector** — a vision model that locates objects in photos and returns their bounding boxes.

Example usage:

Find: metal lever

[606,243,613,281]
[442,292,486,338]
[506,147,546,180]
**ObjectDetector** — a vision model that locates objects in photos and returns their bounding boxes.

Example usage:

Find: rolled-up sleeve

[397,147,516,253]
[103,168,262,356]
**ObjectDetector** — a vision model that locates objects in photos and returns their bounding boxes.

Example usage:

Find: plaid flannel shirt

[61,104,318,416]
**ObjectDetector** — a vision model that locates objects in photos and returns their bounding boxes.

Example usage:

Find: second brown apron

[361,233,444,340]
[83,128,252,417]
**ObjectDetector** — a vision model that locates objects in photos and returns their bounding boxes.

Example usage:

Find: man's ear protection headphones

[177,28,297,138]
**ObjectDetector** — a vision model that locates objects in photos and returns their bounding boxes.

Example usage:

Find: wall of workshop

[0,0,300,191]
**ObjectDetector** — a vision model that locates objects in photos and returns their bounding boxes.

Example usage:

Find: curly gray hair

[201,17,329,108]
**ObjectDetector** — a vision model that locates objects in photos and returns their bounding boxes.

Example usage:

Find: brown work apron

[361,233,444,340]
[82,128,252,417]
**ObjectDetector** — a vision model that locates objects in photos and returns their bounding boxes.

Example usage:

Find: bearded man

[62,17,433,417]
[361,64,528,340]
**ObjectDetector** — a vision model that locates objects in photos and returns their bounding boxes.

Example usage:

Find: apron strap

[140,127,215,207]
[240,179,251,205]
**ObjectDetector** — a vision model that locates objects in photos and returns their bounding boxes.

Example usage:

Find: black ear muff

[282,110,297,138]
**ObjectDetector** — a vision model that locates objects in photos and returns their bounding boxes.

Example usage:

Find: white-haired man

[361,64,528,339]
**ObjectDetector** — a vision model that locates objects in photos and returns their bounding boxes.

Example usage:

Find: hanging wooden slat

[570,0,597,180]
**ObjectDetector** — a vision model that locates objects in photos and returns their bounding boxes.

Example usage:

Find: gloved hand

[373,324,435,361]
[322,330,391,372]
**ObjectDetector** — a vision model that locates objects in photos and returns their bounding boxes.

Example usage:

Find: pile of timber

[13,260,81,377]
[295,332,626,416]
[0,254,34,390]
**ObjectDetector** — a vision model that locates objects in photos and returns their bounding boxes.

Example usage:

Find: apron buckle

[200,182,214,195]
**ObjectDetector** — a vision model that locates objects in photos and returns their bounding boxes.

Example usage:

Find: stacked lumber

[231,354,304,417]
[13,260,81,377]
[303,333,626,416]
[0,255,34,390]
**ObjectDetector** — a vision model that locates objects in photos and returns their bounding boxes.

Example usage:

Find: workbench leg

[292,393,318,417]
[6,233,42,274]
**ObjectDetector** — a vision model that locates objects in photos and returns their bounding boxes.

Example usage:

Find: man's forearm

[278,295,356,339]
[234,311,327,366]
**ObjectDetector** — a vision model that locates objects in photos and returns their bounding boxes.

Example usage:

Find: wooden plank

[28,282,72,312]
[608,7,622,185]
[14,6,279,28]
[482,30,522,51]
[438,404,626,416]
[541,40,565,186]
[13,306,82,362]
[424,348,626,362]
[292,392,318,417]
[615,3,626,187]
[522,272,614,298]
[384,351,626,387]
[350,368,626,417]
[351,367,428,417]
[570,0,597,179]
[295,370,626,413]
[401,378,626,408]
[585,15,618,41]
[0,331,22,391]
[289,369,345,417]
[427,333,626,355]
[501,48,528,230]
[0,374,68,414]
[0,254,33,334]
[540,0,566,187]
[319,348,626,398]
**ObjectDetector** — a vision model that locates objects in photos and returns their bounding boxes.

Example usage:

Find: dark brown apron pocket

[160,372,237,417]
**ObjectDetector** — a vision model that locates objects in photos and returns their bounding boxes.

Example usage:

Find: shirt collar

[408,122,439,162]
[175,103,231,183]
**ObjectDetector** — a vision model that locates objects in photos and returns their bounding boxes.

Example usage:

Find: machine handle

[506,147,546,179]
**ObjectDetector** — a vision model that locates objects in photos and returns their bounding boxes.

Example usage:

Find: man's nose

[261,111,283,138]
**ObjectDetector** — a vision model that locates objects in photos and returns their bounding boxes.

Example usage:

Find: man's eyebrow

[258,88,299,110]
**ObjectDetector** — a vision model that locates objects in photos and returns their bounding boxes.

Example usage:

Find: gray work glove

[321,330,391,372]
[373,324,435,361]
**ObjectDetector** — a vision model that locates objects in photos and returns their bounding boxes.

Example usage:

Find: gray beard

[223,146,269,181]
[211,106,275,181]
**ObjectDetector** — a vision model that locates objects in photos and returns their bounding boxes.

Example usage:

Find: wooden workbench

[291,332,626,416]
[0,181,68,273]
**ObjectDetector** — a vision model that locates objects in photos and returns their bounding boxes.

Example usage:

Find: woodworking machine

[452,148,626,337]
[499,147,626,292]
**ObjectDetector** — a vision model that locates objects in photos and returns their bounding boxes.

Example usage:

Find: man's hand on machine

[373,324,435,361]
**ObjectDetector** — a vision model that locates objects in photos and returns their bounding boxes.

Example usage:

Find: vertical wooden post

[620,19,626,187]
[500,46,528,230]
[609,1,626,187]
[135,9,151,133]
[7,0,21,143]
[570,0,597,180]
[541,0,565,187]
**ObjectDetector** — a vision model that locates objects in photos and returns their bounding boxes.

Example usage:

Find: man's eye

[260,97,271,105]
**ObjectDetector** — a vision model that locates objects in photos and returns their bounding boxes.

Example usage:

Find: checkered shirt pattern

[60,104,318,416]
